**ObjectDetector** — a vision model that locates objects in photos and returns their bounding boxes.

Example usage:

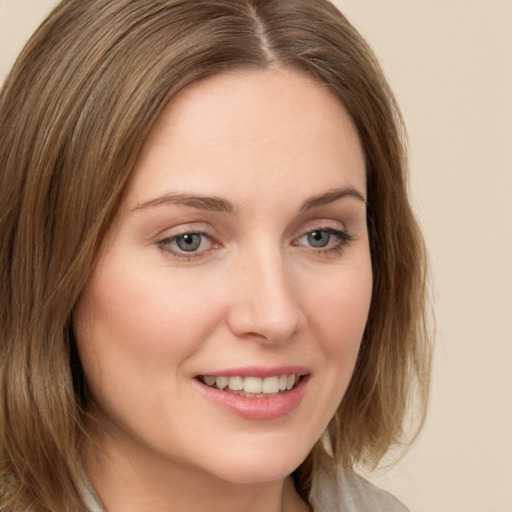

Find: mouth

[197,374,304,398]
[195,368,310,419]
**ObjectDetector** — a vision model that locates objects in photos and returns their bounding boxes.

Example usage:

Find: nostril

[226,301,306,344]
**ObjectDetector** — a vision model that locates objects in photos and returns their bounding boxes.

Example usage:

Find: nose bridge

[228,242,305,343]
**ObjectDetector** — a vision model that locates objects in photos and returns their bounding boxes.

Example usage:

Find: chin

[198,439,311,485]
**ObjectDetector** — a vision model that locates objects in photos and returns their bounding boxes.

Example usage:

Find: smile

[198,374,300,397]
[195,369,310,419]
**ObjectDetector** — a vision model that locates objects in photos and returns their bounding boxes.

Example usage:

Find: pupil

[177,234,201,251]
[308,231,330,247]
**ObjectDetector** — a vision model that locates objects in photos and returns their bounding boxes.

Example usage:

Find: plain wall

[1,1,511,511]
[334,3,512,512]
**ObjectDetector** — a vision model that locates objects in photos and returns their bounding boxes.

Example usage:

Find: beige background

[1,1,511,511]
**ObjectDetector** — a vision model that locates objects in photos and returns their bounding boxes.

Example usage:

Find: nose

[226,249,307,344]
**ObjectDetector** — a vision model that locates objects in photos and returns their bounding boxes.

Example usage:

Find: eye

[174,233,203,252]
[296,228,352,252]
[304,230,331,248]
[158,231,214,257]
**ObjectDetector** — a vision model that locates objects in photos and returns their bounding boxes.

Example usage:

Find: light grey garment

[309,466,410,512]
[82,477,105,512]
[82,467,410,512]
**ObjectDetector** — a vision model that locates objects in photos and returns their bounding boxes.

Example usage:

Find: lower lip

[195,376,309,420]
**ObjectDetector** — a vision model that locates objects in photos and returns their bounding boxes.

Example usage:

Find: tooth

[228,376,243,391]
[204,376,216,386]
[278,375,288,391]
[216,376,228,389]
[262,376,280,394]
[243,377,263,394]
[286,374,295,390]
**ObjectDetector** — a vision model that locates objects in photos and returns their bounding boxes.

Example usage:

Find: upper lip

[197,365,310,378]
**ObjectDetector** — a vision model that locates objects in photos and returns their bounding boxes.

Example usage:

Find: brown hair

[0,1,431,510]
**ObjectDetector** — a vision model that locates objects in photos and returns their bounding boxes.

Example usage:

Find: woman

[0,1,431,511]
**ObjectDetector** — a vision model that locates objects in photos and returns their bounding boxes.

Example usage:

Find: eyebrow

[132,193,236,214]
[132,187,366,214]
[300,187,366,211]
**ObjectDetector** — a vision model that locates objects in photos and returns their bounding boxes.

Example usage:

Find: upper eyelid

[155,220,349,240]
[295,227,352,244]
[154,222,215,239]
[294,219,348,235]
[152,211,355,237]
[160,230,214,246]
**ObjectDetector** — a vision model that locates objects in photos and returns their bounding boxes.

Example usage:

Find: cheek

[308,261,372,353]
[72,258,217,397]
[302,255,373,413]
[291,258,372,442]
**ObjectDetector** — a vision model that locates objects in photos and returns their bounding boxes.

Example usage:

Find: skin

[74,67,372,512]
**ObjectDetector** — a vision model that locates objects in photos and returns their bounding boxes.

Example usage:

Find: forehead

[144,66,361,154]
[125,67,366,207]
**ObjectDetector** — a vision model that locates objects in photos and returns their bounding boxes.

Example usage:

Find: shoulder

[309,465,410,512]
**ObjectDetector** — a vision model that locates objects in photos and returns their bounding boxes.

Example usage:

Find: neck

[81,429,310,512]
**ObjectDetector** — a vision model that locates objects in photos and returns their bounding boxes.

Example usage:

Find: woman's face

[74,67,372,485]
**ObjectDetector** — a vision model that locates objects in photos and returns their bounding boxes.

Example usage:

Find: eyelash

[156,227,353,260]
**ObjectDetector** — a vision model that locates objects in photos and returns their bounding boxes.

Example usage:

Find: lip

[199,365,310,378]
[194,366,310,420]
